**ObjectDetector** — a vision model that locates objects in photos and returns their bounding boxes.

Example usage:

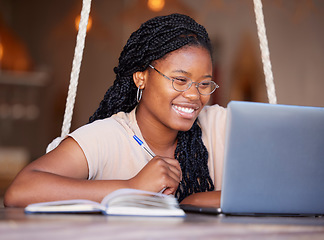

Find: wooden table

[1,207,324,239]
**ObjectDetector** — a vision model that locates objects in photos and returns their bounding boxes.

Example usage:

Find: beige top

[69,104,227,190]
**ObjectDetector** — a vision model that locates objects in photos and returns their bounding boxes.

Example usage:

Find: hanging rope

[253,0,277,104]
[46,0,92,153]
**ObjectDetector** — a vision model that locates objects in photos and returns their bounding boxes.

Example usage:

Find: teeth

[173,105,194,113]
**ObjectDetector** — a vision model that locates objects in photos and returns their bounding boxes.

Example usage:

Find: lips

[173,105,195,113]
[172,104,199,119]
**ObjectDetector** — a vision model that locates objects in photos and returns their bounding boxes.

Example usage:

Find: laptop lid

[220,101,324,216]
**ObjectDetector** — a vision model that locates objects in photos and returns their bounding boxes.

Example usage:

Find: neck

[135,108,178,158]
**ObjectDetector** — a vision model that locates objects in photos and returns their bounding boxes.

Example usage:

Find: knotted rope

[253,0,277,104]
[46,0,92,153]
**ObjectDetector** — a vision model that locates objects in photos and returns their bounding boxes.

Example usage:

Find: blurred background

[0,0,323,197]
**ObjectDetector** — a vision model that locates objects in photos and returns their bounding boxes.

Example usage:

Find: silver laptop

[220,101,324,216]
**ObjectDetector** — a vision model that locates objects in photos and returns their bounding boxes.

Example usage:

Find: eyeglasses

[148,65,219,95]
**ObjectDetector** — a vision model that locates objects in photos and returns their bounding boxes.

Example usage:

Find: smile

[172,105,199,119]
[172,105,197,114]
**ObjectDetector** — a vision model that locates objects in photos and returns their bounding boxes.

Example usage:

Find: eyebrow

[171,69,213,79]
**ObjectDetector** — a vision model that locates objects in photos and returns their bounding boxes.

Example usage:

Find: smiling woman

[4,13,226,208]
[137,46,213,133]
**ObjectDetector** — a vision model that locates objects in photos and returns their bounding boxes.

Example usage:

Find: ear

[133,71,146,89]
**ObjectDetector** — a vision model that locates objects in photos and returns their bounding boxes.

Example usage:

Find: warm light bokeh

[75,15,92,32]
[147,0,165,12]
[0,42,3,62]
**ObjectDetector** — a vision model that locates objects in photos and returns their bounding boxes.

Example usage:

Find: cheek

[201,95,210,106]
[144,80,176,102]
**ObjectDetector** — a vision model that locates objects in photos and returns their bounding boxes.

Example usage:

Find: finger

[155,159,182,183]
[160,173,181,194]
[162,187,176,195]
[160,157,182,180]
[162,181,180,195]
[163,157,181,171]
[166,164,182,183]
[170,164,182,181]
[166,165,182,183]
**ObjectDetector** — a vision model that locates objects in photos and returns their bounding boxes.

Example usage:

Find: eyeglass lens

[149,65,218,95]
[172,78,217,95]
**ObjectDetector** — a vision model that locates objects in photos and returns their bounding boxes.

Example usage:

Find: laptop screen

[220,101,324,216]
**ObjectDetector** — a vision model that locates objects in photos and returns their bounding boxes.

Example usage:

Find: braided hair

[89,13,215,202]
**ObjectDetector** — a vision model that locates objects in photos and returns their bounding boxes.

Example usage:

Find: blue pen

[133,135,155,158]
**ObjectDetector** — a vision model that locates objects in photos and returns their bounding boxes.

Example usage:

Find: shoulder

[198,104,227,128]
[69,110,135,145]
[199,104,226,115]
[71,117,122,138]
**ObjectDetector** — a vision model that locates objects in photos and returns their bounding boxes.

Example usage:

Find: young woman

[4,13,226,208]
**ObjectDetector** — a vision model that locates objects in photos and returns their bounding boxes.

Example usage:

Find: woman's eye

[173,77,189,85]
[199,81,212,89]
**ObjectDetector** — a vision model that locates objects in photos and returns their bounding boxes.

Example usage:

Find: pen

[133,135,155,158]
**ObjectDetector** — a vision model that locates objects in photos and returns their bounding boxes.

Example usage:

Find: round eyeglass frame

[148,65,219,95]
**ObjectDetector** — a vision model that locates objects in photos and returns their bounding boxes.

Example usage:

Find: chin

[174,121,195,132]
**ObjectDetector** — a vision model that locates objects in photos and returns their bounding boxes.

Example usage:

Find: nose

[182,83,200,100]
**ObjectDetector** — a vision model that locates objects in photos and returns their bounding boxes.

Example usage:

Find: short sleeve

[68,119,123,179]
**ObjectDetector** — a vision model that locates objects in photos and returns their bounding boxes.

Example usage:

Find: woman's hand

[129,156,182,195]
[180,191,221,208]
